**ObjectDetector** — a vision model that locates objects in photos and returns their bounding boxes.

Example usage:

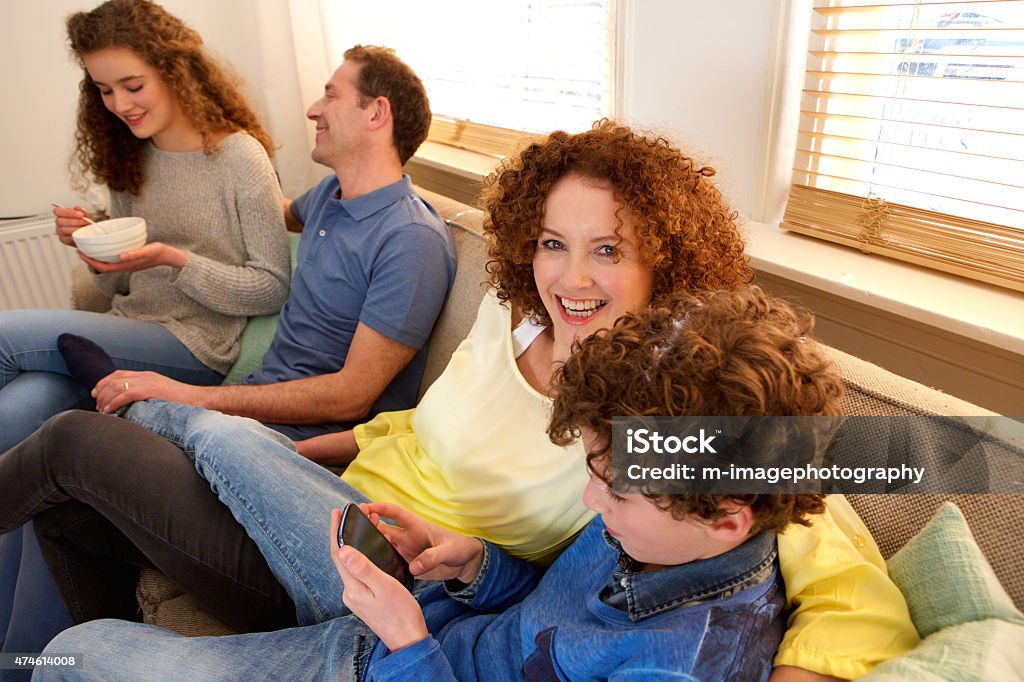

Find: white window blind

[781,0,1024,292]
[321,0,616,157]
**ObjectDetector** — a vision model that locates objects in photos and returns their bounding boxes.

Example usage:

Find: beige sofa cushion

[417,204,488,398]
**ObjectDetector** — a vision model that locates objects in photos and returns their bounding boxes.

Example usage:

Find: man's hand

[329,508,428,652]
[362,502,484,584]
[93,370,205,413]
[78,242,188,273]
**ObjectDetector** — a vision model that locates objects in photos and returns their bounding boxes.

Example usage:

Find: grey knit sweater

[93,132,290,374]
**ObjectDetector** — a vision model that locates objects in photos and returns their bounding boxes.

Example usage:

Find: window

[781,0,1024,292]
[321,0,618,158]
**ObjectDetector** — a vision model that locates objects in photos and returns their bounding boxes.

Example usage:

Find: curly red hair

[548,286,843,534]
[66,0,274,195]
[481,119,752,324]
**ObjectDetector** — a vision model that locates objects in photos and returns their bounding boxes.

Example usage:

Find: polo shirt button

[319,229,326,237]
[852,534,866,548]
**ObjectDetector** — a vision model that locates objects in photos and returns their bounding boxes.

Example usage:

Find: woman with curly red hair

[0,0,289,660]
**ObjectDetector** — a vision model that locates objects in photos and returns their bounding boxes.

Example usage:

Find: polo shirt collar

[337,175,415,221]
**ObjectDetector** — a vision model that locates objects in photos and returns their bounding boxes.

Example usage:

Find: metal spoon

[51,202,96,224]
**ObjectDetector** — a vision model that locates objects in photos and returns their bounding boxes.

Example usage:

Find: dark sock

[58,333,117,390]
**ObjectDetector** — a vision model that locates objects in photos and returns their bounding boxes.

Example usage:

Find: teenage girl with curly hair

[0,0,290,660]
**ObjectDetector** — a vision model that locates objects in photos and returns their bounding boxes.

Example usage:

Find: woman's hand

[294,431,360,466]
[362,502,484,584]
[78,242,188,273]
[329,508,428,652]
[53,205,93,246]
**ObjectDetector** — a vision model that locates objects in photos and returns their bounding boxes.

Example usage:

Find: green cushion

[860,502,1024,681]
[885,502,1023,637]
[221,232,300,386]
[861,618,1024,681]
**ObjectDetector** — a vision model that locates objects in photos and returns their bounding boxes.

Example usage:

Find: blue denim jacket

[366,518,786,681]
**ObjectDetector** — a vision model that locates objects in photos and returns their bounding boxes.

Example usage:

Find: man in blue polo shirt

[11,46,456,638]
[89,44,455,436]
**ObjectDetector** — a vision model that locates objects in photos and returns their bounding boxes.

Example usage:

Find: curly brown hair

[548,286,844,534]
[343,45,431,165]
[67,0,274,194]
[481,119,752,324]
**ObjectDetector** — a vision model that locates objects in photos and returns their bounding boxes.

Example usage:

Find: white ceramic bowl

[73,217,147,262]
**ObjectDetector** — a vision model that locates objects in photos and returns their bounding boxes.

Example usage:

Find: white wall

[0,0,780,220]
[623,0,779,218]
[0,0,265,218]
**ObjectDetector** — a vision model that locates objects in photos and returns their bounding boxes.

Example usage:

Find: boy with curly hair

[40,287,843,681]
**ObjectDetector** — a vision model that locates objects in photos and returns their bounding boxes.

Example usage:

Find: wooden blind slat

[785,0,1024,291]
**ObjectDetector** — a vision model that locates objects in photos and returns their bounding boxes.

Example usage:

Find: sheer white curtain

[248,0,333,198]
[756,0,813,225]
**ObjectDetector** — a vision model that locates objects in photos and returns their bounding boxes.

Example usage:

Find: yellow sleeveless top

[344,290,593,563]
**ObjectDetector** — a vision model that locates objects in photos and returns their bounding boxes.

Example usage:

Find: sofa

[71,187,1024,676]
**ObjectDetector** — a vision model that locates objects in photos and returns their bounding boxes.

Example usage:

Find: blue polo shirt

[244,174,455,437]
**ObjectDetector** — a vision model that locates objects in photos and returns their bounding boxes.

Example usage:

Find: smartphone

[337,503,414,591]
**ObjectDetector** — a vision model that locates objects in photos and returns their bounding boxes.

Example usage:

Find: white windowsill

[411,142,1024,359]
[412,141,502,182]
[742,219,1024,357]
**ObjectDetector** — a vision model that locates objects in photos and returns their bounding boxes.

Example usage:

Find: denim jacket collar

[602,522,778,621]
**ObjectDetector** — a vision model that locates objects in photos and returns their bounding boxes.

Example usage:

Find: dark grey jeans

[0,411,296,632]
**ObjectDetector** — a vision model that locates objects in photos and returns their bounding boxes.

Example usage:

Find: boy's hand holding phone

[329,503,486,653]
[330,507,427,652]
[362,501,484,584]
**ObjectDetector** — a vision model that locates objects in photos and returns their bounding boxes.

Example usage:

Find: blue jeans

[0,310,222,668]
[125,400,371,625]
[0,309,223,452]
[1,525,72,682]
[36,616,369,681]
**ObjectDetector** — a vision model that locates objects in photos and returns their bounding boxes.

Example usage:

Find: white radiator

[0,214,79,311]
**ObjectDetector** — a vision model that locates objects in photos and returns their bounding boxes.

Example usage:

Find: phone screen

[338,503,414,591]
